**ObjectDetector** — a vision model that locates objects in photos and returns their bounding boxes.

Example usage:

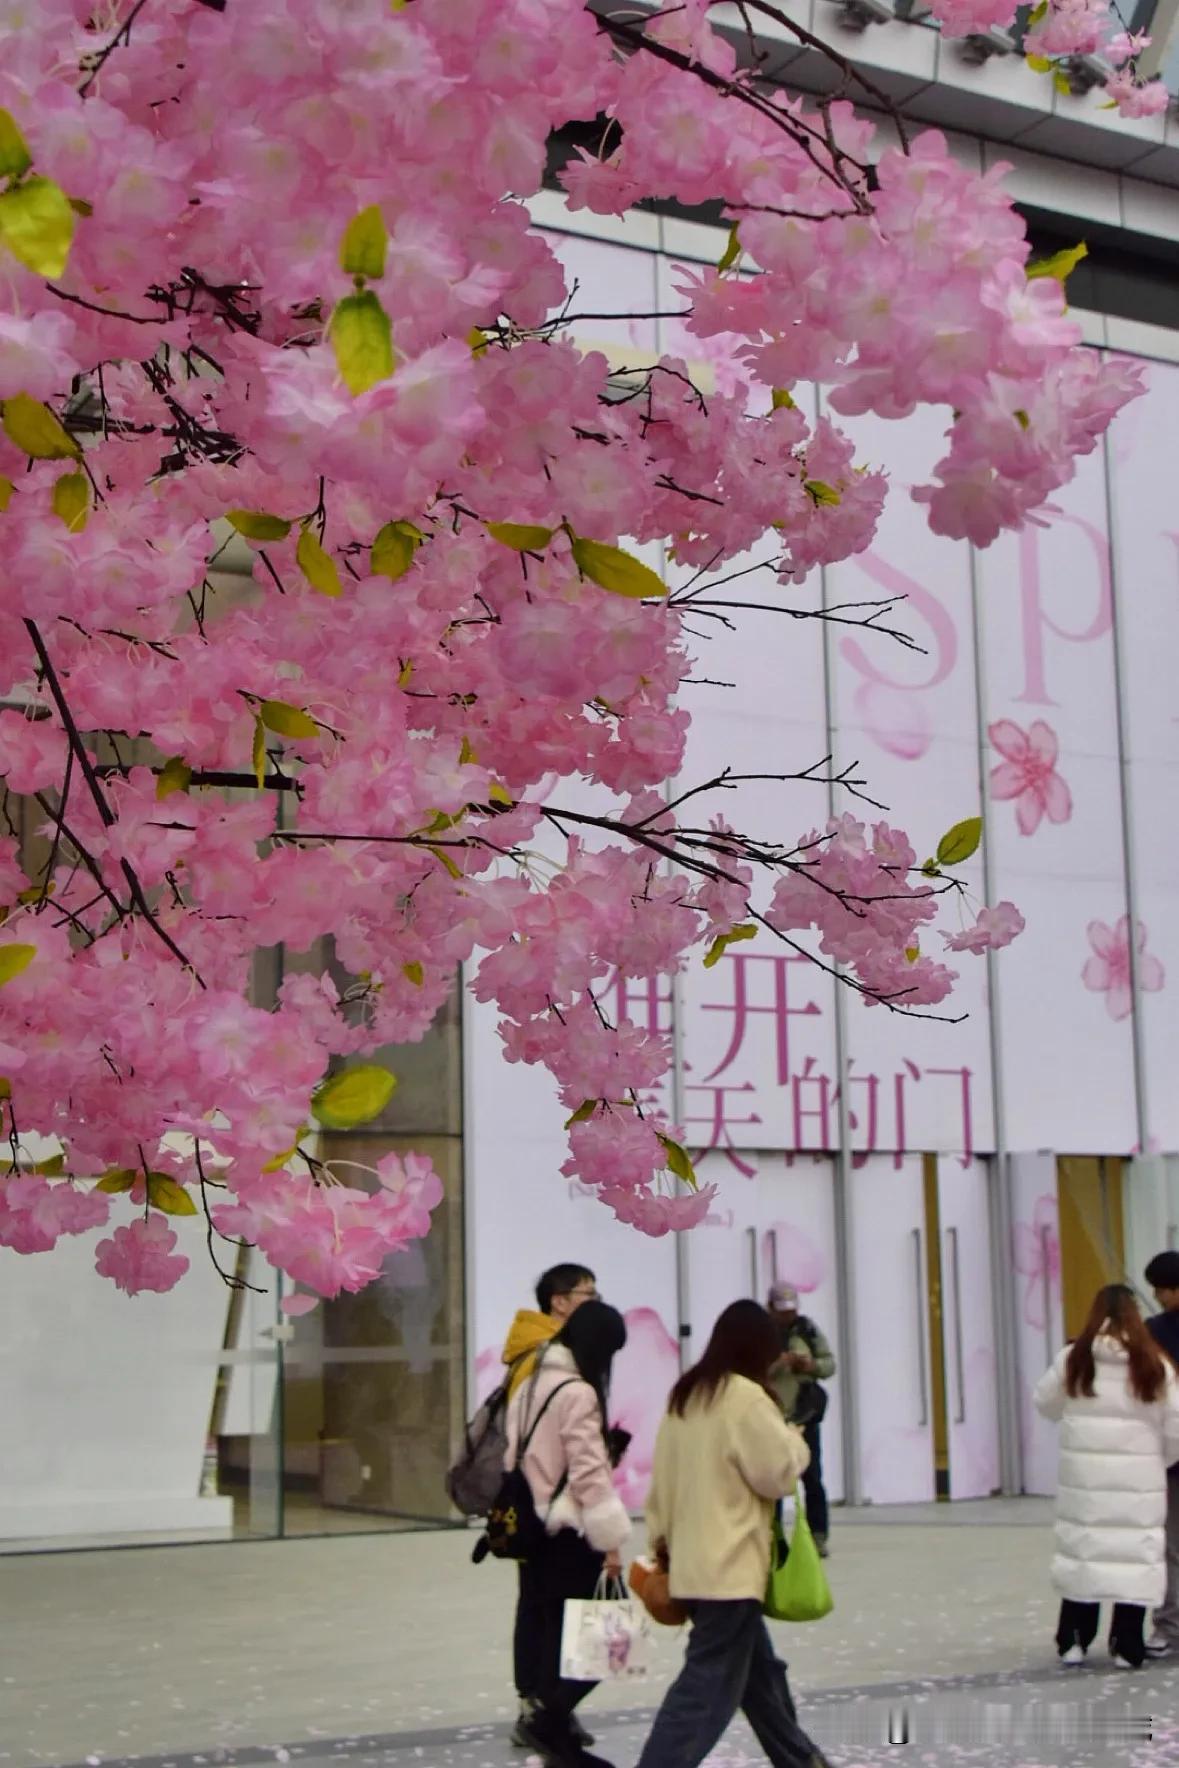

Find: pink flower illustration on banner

[1082,916,1165,1021]
[988,719,1072,836]
[1012,1194,1060,1331]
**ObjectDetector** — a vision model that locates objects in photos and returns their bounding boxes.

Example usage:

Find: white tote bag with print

[560,1576,652,1682]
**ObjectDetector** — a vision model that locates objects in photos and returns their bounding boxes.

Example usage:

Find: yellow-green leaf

[51,469,88,533]
[156,757,192,800]
[658,1133,698,1190]
[570,536,666,600]
[1028,1,1048,19]
[371,519,422,579]
[717,224,741,274]
[2,393,80,460]
[259,699,318,739]
[467,326,489,356]
[95,1168,136,1194]
[804,480,841,507]
[427,843,463,880]
[0,175,75,278]
[261,1129,307,1174]
[1025,52,1053,71]
[904,944,920,963]
[1053,70,1072,94]
[0,474,14,511]
[339,204,388,280]
[6,1152,65,1178]
[488,781,513,807]
[295,527,342,597]
[68,196,93,217]
[0,942,35,986]
[487,520,554,552]
[402,961,424,987]
[1026,241,1088,284]
[147,1172,198,1216]
[251,715,266,789]
[936,815,982,867]
[226,508,291,542]
[703,922,758,969]
[771,387,796,411]
[0,109,32,180]
[311,1063,397,1129]
[565,1099,599,1129]
[397,659,414,688]
[0,1076,10,1101]
[330,289,394,396]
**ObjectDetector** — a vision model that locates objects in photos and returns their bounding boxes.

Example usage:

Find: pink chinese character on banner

[700,951,821,1085]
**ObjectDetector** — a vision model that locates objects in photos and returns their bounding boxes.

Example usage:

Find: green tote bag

[764,1490,834,1623]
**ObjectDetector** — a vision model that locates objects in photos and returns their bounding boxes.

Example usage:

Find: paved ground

[1,1501,1175,1768]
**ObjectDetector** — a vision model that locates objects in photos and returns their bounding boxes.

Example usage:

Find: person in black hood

[1144,1250,1179,1658]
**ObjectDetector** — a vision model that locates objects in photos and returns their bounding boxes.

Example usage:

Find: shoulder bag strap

[514,1377,579,1467]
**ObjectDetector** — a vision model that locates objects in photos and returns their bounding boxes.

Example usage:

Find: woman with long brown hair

[1035,1283,1179,1668]
[635,1300,828,1768]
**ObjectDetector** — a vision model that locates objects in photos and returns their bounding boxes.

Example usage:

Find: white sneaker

[1145,1631,1173,1659]
[1110,1652,1138,1669]
[1060,1643,1086,1666]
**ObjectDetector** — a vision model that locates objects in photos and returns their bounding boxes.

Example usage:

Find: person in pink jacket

[505,1299,631,1768]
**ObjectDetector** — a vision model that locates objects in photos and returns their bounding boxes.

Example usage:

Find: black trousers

[514,1528,604,1718]
[1056,1597,1147,1666]
[801,1420,828,1541]
[636,1598,827,1768]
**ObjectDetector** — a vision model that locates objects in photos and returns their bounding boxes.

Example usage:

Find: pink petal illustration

[1026,720,1059,766]
[1042,771,1073,823]
[1086,919,1117,959]
[1139,953,1166,992]
[1106,978,1133,1022]
[987,719,1029,762]
[989,760,1026,801]
[1015,784,1045,836]
[1082,954,1110,992]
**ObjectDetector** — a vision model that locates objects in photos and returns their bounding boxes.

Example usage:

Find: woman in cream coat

[1035,1283,1179,1668]
[637,1300,829,1768]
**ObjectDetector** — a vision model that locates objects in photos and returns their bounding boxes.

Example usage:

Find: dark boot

[517,1705,614,1768]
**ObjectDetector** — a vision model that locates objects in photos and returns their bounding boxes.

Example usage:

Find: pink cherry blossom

[1082,917,1165,1022]
[988,719,1072,836]
[94,1215,191,1296]
[943,900,1026,954]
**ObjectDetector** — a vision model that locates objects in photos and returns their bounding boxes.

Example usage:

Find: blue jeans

[636,1598,826,1768]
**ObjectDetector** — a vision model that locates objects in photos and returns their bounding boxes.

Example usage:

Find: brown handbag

[628,1547,690,1627]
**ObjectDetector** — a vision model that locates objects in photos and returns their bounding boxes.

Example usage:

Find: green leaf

[339,204,388,279]
[1053,70,1072,95]
[771,388,796,411]
[402,960,424,986]
[487,520,554,552]
[95,1168,136,1194]
[0,1076,10,1101]
[564,1099,598,1129]
[147,1173,198,1216]
[50,469,88,533]
[330,289,394,396]
[904,944,920,963]
[1028,1,1048,19]
[804,480,841,507]
[0,474,13,511]
[295,527,343,597]
[1025,52,1053,71]
[427,843,463,879]
[570,536,666,600]
[371,519,422,579]
[703,923,758,969]
[311,1063,398,1129]
[1026,241,1088,284]
[225,508,291,542]
[259,699,318,739]
[717,224,741,274]
[156,757,192,800]
[488,781,513,807]
[0,175,76,278]
[1013,409,1030,431]
[260,1128,307,1174]
[0,109,32,180]
[68,196,93,217]
[251,715,266,789]
[658,1133,698,1190]
[2,393,80,460]
[6,1152,65,1178]
[0,942,36,986]
[936,815,982,867]
[920,858,940,878]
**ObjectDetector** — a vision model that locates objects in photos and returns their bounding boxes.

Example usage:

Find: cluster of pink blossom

[0,0,1121,1292]
[927,0,1170,120]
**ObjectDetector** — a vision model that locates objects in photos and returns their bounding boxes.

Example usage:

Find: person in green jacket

[767,1283,836,1558]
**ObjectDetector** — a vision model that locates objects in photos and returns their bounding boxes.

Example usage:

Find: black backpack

[445,1354,528,1518]
[477,1375,578,1563]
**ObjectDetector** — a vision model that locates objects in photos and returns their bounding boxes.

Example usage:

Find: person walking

[508,1299,630,1768]
[636,1300,830,1768]
[1034,1283,1179,1669]
[767,1283,836,1558]
[503,1262,599,1748]
[1143,1251,1179,1658]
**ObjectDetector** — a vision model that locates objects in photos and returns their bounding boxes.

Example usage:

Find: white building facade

[5,3,1179,1548]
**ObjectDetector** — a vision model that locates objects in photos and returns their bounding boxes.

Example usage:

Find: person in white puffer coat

[1035,1283,1179,1669]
